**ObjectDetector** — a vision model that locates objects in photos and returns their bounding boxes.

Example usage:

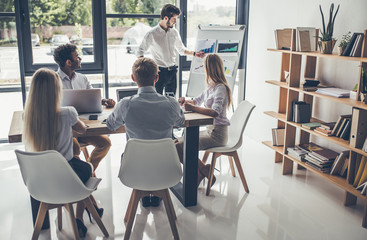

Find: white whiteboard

[186,25,246,97]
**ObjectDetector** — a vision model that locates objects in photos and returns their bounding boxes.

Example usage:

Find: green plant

[319,3,340,41]
[339,31,351,48]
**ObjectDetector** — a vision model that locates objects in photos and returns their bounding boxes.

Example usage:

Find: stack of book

[330,151,350,177]
[342,32,364,57]
[314,122,336,136]
[301,122,321,130]
[316,87,350,98]
[304,147,339,173]
[286,146,309,161]
[331,114,352,140]
[271,128,285,146]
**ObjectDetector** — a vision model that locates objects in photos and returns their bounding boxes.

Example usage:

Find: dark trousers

[31,157,92,229]
[156,66,177,95]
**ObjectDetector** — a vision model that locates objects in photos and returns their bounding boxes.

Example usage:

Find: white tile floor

[1,135,367,240]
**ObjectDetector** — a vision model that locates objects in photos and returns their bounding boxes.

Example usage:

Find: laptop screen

[116,87,138,102]
[61,89,102,114]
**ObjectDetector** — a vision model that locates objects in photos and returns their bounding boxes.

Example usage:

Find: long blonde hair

[23,68,62,151]
[204,54,232,107]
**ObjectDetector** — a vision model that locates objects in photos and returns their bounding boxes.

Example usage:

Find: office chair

[119,138,182,240]
[15,149,109,240]
[202,100,256,196]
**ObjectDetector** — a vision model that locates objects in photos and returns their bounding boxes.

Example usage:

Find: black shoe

[141,196,151,208]
[76,219,87,238]
[150,196,162,207]
[85,204,104,223]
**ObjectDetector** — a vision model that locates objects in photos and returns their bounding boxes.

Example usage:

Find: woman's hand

[184,102,196,112]
[178,97,185,106]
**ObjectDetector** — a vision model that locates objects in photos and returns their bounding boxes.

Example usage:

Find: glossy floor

[1,135,367,240]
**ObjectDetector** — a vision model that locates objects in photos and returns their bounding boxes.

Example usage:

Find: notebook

[62,89,102,114]
[116,87,138,101]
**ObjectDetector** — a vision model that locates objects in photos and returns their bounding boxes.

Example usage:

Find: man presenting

[137,4,204,96]
[54,43,114,170]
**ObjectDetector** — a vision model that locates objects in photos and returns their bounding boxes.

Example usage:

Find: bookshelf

[263,29,367,228]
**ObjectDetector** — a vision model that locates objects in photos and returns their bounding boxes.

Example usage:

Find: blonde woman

[23,68,102,238]
[177,53,232,186]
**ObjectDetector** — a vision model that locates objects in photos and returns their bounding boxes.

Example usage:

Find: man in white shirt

[137,4,204,96]
[54,44,114,171]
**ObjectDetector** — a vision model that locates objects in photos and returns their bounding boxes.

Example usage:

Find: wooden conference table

[8,109,213,207]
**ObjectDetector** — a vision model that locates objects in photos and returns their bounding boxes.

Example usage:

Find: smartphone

[89,114,98,120]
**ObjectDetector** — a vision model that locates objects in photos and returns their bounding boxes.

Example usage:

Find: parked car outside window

[50,34,70,54]
[81,38,94,55]
[31,34,40,46]
[121,22,152,54]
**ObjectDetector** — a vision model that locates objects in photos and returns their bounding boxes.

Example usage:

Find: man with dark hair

[137,4,204,96]
[106,57,185,207]
[53,43,114,171]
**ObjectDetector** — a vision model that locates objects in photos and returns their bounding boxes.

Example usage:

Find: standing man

[137,4,204,96]
[54,43,114,171]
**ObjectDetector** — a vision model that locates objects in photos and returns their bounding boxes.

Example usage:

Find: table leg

[170,126,199,207]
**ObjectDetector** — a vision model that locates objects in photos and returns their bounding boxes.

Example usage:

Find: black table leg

[170,126,199,207]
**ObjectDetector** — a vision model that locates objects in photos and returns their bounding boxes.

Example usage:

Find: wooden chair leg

[124,190,141,240]
[32,202,49,240]
[206,153,219,196]
[161,189,179,240]
[64,203,80,240]
[233,151,249,193]
[228,156,236,177]
[57,207,62,231]
[202,151,210,164]
[84,197,109,237]
[124,191,135,224]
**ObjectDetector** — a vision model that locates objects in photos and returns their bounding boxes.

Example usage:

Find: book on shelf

[314,127,332,136]
[356,181,367,195]
[311,148,339,162]
[301,122,321,130]
[330,151,349,175]
[353,156,367,187]
[331,114,352,137]
[292,101,311,123]
[350,108,367,148]
[320,122,336,130]
[298,142,323,152]
[315,87,350,98]
[287,146,308,161]
[271,128,285,146]
[339,156,350,177]
[342,32,363,56]
[296,27,317,51]
[305,161,331,173]
[340,118,351,140]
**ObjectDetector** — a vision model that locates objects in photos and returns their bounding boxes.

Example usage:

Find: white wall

[245,0,367,151]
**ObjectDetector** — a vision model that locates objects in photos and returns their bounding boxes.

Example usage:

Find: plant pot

[338,46,345,55]
[319,40,336,54]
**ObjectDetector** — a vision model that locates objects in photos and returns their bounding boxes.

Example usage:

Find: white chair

[14,149,109,240]
[119,138,182,240]
[202,100,256,196]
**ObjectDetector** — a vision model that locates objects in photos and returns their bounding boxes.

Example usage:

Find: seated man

[106,57,185,207]
[54,44,114,170]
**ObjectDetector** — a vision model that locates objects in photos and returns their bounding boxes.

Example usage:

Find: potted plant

[318,3,340,54]
[338,31,351,55]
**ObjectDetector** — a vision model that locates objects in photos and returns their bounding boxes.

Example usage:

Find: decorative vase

[338,46,345,55]
[319,40,336,54]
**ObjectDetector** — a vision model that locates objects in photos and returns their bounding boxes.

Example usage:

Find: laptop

[62,89,102,113]
[116,87,138,101]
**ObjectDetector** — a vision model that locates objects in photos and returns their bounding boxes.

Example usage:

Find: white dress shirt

[57,68,91,90]
[137,25,187,67]
[106,86,185,139]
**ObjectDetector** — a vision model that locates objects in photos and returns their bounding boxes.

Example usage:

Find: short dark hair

[160,4,181,20]
[53,44,77,68]
[132,58,158,86]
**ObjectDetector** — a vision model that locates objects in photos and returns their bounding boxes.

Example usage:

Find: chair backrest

[15,149,95,204]
[119,138,182,191]
[227,100,256,149]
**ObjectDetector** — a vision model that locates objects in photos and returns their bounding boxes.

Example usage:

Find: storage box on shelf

[263,29,367,228]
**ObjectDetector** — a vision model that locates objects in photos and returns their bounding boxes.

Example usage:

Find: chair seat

[204,145,237,153]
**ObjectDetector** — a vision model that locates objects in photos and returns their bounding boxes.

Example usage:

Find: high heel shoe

[76,219,87,238]
[85,204,104,223]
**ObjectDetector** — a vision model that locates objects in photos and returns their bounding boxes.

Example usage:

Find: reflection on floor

[1,135,367,240]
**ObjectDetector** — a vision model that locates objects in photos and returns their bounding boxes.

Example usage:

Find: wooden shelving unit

[264,29,367,228]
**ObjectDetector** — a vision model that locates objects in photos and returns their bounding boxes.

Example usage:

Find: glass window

[0,1,15,13]
[28,0,94,64]
[0,16,23,140]
[106,0,173,14]
[186,0,236,50]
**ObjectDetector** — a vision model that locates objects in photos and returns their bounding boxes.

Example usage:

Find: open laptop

[62,89,102,114]
[116,87,138,101]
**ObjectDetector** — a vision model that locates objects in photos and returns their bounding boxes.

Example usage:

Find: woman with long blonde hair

[177,53,232,186]
[23,68,100,237]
